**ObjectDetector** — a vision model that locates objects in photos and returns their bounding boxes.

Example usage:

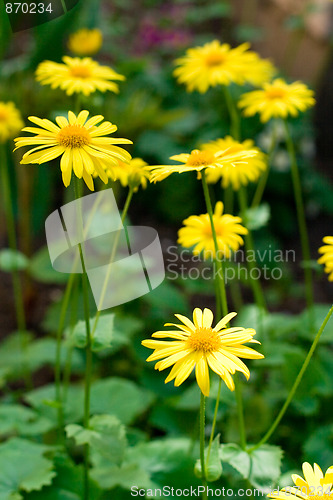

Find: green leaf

[0,404,53,436]
[91,462,151,491]
[142,281,188,314]
[0,438,55,498]
[66,415,127,465]
[69,314,115,352]
[195,435,222,482]
[299,304,333,342]
[220,443,283,492]
[0,249,29,272]
[242,204,270,231]
[29,246,68,284]
[25,377,154,426]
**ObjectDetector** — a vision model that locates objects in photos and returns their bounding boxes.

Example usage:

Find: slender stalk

[223,86,241,141]
[200,392,208,500]
[251,125,277,208]
[207,378,222,460]
[90,187,134,337]
[284,120,314,312]
[73,177,92,500]
[238,187,267,312]
[248,304,333,453]
[234,374,246,449]
[202,171,247,453]
[55,271,75,436]
[0,145,31,388]
[60,0,67,12]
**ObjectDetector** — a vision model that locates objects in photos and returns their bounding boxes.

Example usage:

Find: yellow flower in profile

[178,202,248,260]
[239,78,315,123]
[174,40,275,93]
[0,102,24,143]
[202,137,267,190]
[14,110,132,191]
[149,147,258,182]
[108,157,150,191]
[268,462,333,499]
[318,236,333,282]
[68,28,103,56]
[36,56,124,96]
[142,308,263,396]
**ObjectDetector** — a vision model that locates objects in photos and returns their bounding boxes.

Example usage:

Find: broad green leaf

[303,425,333,465]
[69,314,115,352]
[0,249,29,272]
[220,443,283,492]
[299,304,333,342]
[29,246,68,284]
[242,204,270,231]
[195,434,222,482]
[91,462,151,490]
[142,281,188,314]
[0,405,53,436]
[0,438,55,498]
[66,414,127,464]
[25,377,154,425]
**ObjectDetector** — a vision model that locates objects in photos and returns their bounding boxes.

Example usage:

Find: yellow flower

[14,110,132,191]
[318,236,333,282]
[178,201,248,260]
[36,56,124,96]
[202,136,267,190]
[0,102,24,143]
[149,147,258,182]
[268,462,333,499]
[239,78,315,123]
[173,40,275,93]
[108,157,150,191]
[68,28,103,56]
[142,308,263,396]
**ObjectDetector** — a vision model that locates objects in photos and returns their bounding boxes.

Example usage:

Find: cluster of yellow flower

[0,32,331,400]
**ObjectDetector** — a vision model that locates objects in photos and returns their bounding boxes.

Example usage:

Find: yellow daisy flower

[35,56,124,96]
[107,157,150,191]
[149,147,258,182]
[68,28,103,56]
[268,462,333,499]
[178,201,248,260]
[0,102,24,143]
[173,40,275,93]
[202,136,267,190]
[318,236,333,282]
[142,308,263,396]
[14,110,132,191]
[238,78,315,123]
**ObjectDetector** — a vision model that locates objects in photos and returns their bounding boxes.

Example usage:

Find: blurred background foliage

[0,0,333,498]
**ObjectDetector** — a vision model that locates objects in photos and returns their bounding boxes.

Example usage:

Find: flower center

[57,125,90,148]
[187,327,221,352]
[205,51,226,67]
[70,65,92,78]
[186,150,215,167]
[265,87,286,99]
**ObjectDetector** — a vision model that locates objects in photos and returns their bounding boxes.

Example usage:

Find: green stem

[234,374,246,449]
[207,378,222,461]
[248,303,333,453]
[60,0,67,12]
[201,171,228,317]
[55,271,75,437]
[200,392,208,500]
[73,177,92,500]
[223,86,241,141]
[238,187,267,312]
[90,187,134,337]
[202,171,247,454]
[284,120,314,312]
[251,125,277,208]
[1,145,31,389]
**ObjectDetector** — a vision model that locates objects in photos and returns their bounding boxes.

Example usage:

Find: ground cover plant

[0,1,333,499]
